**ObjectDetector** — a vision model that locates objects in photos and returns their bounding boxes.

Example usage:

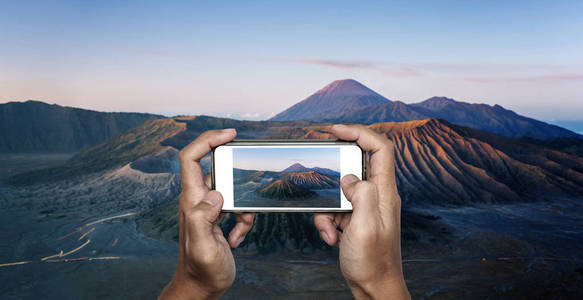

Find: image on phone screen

[233,147,341,208]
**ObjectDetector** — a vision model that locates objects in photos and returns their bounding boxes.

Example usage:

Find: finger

[179,128,237,197]
[334,212,351,230]
[331,124,395,185]
[341,174,379,222]
[365,152,371,180]
[314,213,340,246]
[228,213,254,248]
[204,174,212,189]
[186,191,224,243]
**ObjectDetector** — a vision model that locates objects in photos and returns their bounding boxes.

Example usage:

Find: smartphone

[212,140,365,212]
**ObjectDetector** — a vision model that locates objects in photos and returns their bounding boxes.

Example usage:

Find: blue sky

[233,147,339,172]
[1,1,582,121]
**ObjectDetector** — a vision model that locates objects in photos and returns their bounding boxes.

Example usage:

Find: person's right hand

[314,124,410,300]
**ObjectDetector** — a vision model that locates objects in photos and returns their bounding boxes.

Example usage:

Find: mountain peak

[269,79,390,121]
[282,162,309,172]
[315,79,381,97]
[413,97,458,111]
[288,162,305,168]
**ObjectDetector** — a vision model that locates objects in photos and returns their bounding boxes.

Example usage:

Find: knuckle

[187,131,212,148]
[187,208,207,224]
[354,180,376,194]
[197,130,212,139]
[199,129,221,140]
[351,124,366,131]
[343,185,355,200]
[313,215,329,228]
[178,149,187,160]
[178,148,191,163]
[242,213,255,223]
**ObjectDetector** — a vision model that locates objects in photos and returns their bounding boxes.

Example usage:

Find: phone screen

[214,142,362,212]
[233,147,341,208]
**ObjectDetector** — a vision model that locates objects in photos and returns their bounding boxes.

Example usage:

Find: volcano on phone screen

[232,148,341,207]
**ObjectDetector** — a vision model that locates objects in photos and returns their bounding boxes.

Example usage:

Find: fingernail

[223,128,236,134]
[332,124,346,130]
[342,174,359,186]
[203,192,220,206]
[320,231,329,243]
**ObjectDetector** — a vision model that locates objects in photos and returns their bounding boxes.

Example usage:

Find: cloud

[240,112,262,118]
[456,73,583,83]
[282,58,421,77]
[210,112,264,120]
[293,58,379,70]
[133,49,583,83]
[414,62,579,72]
[291,58,583,82]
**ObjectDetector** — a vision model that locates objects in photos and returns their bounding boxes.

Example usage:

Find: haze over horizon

[1,1,582,122]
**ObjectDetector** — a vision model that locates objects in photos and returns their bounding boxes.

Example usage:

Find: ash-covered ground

[1,153,582,299]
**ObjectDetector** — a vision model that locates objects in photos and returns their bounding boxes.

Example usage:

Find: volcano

[269,79,390,121]
[281,163,311,172]
[258,179,317,199]
[282,171,339,189]
[268,80,581,140]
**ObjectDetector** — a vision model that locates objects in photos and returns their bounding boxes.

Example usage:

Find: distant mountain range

[2,79,580,155]
[270,79,582,140]
[548,120,583,135]
[3,79,582,203]
[13,115,582,205]
[0,100,162,152]
[281,162,339,177]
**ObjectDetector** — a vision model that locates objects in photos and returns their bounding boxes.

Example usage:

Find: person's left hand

[159,129,255,300]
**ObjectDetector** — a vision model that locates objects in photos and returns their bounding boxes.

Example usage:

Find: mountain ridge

[258,179,317,199]
[281,162,339,176]
[270,79,581,140]
[0,100,163,152]
[12,115,582,204]
[282,171,339,189]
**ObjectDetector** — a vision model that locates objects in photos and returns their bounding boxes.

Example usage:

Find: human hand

[159,129,255,300]
[314,124,410,300]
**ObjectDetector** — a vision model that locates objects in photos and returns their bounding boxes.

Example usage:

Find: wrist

[159,272,227,300]
[348,273,410,300]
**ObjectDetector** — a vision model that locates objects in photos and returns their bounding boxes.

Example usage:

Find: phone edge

[211,139,366,212]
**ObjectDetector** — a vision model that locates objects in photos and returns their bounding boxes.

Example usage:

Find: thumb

[187,191,224,239]
[341,174,379,221]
